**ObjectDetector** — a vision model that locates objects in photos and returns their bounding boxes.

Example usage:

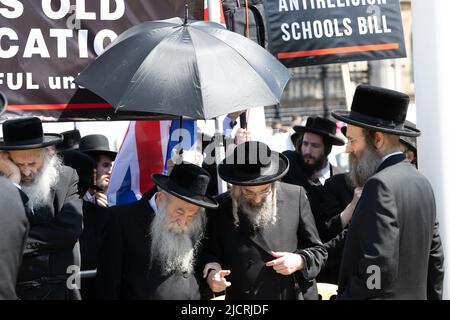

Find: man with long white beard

[203,141,327,300]
[96,163,218,300]
[0,117,83,300]
[331,84,444,299]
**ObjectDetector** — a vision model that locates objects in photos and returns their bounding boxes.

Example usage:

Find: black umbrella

[74,15,291,120]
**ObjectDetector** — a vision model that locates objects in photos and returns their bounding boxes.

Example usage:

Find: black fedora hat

[219,141,289,186]
[152,162,219,209]
[0,91,7,115]
[56,129,81,153]
[332,84,420,137]
[293,117,345,146]
[63,150,102,191]
[400,120,417,153]
[0,117,63,150]
[79,134,117,160]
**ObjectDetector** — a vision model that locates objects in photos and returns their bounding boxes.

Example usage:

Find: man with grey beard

[331,84,444,299]
[203,141,327,300]
[96,163,218,300]
[0,117,83,300]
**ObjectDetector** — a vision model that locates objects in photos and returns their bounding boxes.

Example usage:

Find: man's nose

[345,143,353,153]
[21,166,32,176]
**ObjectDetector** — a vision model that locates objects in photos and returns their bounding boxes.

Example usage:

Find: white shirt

[316,163,331,186]
[83,191,96,204]
[148,193,158,213]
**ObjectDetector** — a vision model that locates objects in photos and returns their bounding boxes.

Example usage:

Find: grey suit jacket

[338,154,444,299]
[0,177,29,300]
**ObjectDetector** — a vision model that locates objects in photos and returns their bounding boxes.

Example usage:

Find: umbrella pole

[178,116,184,157]
[214,117,227,194]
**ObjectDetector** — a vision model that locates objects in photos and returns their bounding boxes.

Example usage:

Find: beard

[150,199,206,275]
[231,184,277,230]
[349,143,383,188]
[299,151,328,177]
[21,154,61,212]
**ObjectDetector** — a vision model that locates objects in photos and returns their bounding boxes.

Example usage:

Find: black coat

[316,173,354,284]
[282,150,346,242]
[16,166,83,300]
[0,177,29,300]
[96,192,204,300]
[338,154,444,299]
[79,201,110,300]
[203,182,327,300]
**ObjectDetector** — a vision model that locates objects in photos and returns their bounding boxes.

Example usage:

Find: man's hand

[0,151,21,185]
[206,269,232,293]
[340,187,363,227]
[94,191,108,207]
[202,262,222,278]
[266,252,304,275]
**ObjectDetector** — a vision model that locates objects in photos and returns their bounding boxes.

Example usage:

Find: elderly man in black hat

[202,141,327,300]
[96,163,218,299]
[0,117,83,300]
[331,84,444,299]
[79,134,117,207]
[282,117,347,242]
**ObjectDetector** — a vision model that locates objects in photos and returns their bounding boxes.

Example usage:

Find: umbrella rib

[190,26,281,105]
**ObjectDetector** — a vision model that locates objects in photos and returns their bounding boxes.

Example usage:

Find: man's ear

[155,191,164,207]
[373,132,385,150]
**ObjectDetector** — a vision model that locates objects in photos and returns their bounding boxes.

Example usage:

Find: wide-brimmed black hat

[0,91,7,115]
[293,117,345,146]
[152,162,218,209]
[0,117,63,150]
[79,134,117,160]
[56,129,81,153]
[219,141,289,186]
[332,85,420,137]
[63,150,102,192]
[400,120,417,153]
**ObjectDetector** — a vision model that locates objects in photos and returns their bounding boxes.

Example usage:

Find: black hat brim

[0,133,63,150]
[293,126,345,146]
[332,110,421,137]
[151,174,218,209]
[82,149,117,160]
[399,138,417,153]
[218,151,289,186]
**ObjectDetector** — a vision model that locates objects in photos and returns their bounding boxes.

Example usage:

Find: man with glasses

[331,84,444,299]
[202,141,327,300]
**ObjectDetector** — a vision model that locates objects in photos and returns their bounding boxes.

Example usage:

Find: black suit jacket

[282,150,347,242]
[203,182,327,300]
[338,154,444,299]
[79,201,110,300]
[0,177,29,300]
[16,166,83,300]
[96,192,204,300]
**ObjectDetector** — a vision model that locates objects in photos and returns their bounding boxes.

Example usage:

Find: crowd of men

[0,84,445,300]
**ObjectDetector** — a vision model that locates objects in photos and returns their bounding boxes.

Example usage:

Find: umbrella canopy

[75,17,291,120]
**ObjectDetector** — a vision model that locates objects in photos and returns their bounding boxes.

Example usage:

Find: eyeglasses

[241,186,272,198]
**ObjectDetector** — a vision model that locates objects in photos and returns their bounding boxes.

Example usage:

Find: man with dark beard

[0,117,83,300]
[96,163,218,299]
[203,141,327,300]
[282,117,346,241]
[331,84,444,299]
